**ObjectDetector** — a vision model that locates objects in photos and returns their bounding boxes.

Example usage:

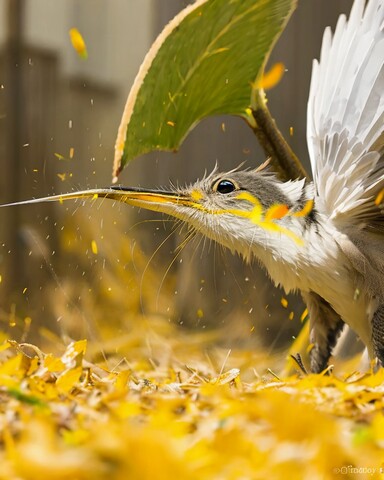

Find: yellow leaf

[44,354,66,373]
[56,366,83,393]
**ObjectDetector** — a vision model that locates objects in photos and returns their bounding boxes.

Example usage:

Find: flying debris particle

[353,288,360,301]
[300,308,308,322]
[166,121,176,127]
[69,147,75,159]
[57,173,67,182]
[375,188,384,206]
[91,240,98,255]
[0,274,2,283]
[32,169,38,173]
[9,304,16,327]
[68,120,73,129]
[197,309,204,319]
[288,311,294,321]
[221,122,226,132]
[289,126,294,136]
[22,287,27,295]
[54,153,66,161]
[24,316,32,328]
[280,297,288,308]
[69,28,88,59]
[250,325,255,332]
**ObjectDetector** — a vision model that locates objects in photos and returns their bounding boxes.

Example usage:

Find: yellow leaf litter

[0,336,384,479]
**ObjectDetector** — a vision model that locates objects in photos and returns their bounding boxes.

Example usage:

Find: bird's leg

[301,291,345,373]
[371,305,384,367]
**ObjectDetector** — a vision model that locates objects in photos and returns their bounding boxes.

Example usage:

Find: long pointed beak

[0,186,197,218]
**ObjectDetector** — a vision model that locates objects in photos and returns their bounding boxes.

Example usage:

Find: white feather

[307,0,384,225]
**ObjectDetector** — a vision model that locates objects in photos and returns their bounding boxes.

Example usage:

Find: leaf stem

[250,90,308,181]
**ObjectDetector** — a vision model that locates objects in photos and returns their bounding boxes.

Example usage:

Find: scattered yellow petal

[69,147,75,159]
[288,311,294,321]
[22,288,27,294]
[375,189,384,206]
[221,122,226,132]
[57,173,67,182]
[281,297,288,308]
[166,121,175,127]
[197,309,204,318]
[289,126,294,136]
[91,240,98,255]
[54,153,66,161]
[69,28,88,59]
[300,308,308,322]
[258,62,285,90]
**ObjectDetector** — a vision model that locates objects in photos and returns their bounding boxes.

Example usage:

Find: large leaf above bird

[113,0,297,181]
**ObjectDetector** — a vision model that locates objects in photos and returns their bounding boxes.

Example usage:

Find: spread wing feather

[307,0,384,229]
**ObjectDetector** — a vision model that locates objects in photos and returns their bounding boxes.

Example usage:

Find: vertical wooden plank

[0,0,25,308]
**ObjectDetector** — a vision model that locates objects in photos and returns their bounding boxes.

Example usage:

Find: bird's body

[1,0,384,371]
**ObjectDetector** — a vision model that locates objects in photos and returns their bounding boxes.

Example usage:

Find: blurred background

[0,0,352,360]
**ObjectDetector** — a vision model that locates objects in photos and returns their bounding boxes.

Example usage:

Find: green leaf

[113,0,297,181]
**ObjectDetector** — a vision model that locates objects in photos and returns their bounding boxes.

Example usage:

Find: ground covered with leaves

[0,324,384,480]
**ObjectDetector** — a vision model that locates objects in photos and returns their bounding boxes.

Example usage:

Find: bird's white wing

[307,0,384,228]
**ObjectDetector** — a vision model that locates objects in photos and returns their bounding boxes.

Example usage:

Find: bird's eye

[215,179,237,194]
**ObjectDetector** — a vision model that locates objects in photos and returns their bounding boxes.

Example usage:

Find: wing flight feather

[307,0,384,228]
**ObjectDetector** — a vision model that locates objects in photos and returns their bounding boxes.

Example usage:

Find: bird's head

[107,167,314,261]
[1,167,314,263]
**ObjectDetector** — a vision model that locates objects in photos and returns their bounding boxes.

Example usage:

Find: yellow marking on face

[265,204,289,221]
[293,199,314,217]
[190,189,203,201]
[206,191,304,246]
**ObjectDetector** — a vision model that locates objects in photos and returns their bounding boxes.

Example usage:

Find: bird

[1,0,383,372]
